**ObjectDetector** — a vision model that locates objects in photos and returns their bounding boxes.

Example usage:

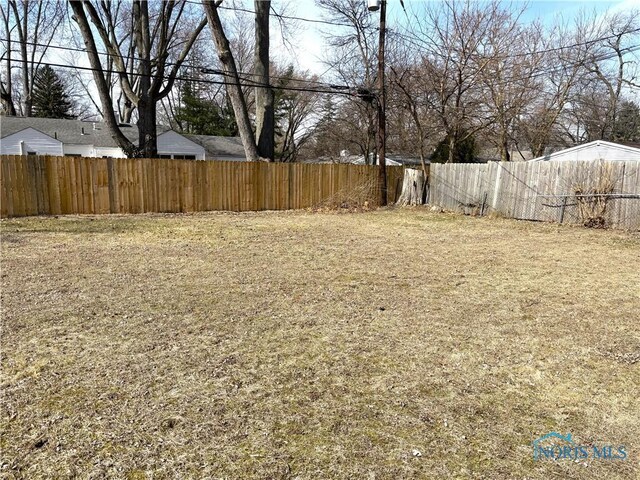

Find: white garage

[531,140,640,162]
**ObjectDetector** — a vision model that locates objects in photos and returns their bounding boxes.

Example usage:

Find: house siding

[0,128,63,156]
[94,147,126,158]
[64,144,96,157]
[157,131,205,159]
[536,141,640,162]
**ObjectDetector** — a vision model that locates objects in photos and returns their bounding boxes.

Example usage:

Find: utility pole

[370,0,387,206]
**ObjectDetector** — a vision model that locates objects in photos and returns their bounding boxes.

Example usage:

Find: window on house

[173,154,196,160]
[157,154,172,159]
[27,151,38,155]
[64,153,82,157]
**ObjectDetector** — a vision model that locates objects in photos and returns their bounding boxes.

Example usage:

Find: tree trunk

[203,0,259,162]
[447,134,456,164]
[1,5,17,116]
[0,80,16,116]
[18,2,31,116]
[138,98,157,157]
[254,0,274,161]
[396,168,425,206]
[500,131,510,162]
[121,98,134,124]
[376,0,387,206]
[69,2,137,156]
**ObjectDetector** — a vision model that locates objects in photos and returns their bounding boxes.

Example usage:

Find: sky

[282,0,640,76]
[20,0,639,117]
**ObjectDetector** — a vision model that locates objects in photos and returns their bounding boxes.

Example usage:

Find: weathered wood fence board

[0,155,404,218]
[429,160,640,229]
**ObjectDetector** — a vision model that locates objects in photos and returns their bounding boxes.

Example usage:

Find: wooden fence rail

[429,160,640,230]
[0,155,405,218]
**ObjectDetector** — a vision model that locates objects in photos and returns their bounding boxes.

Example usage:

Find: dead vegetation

[313,176,379,212]
[572,161,618,228]
[1,210,639,479]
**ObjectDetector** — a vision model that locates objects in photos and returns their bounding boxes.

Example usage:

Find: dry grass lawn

[1,209,639,479]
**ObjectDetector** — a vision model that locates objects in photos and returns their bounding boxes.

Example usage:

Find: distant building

[0,116,246,161]
[530,140,640,162]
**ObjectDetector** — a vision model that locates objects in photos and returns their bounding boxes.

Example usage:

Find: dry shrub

[312,176,380,212]
[572,161,618,228]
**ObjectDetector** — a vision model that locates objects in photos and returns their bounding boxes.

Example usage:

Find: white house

[530,140,640,162]
[0,127,64,156]
[0,117,246,161]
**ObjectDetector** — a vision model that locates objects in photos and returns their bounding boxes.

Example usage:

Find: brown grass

[1,209,639,479]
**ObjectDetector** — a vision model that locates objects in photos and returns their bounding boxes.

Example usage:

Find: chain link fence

[428,160,640,230]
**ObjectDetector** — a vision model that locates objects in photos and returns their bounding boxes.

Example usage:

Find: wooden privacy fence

[429,160,640,229]
[0,155,405,218]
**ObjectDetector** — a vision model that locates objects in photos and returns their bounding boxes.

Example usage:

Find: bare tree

[479,8,541,161]
[273,66,321,162]
[403,1,521,163]
[1,0,65,116]
[317,0,378,163]
[572,10,640,142]
[201,0,260,162]
[0,3,17,115]
[69,0,207,157]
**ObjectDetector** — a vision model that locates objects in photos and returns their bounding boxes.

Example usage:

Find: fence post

[491,162,502,210]
[559,196,568,223]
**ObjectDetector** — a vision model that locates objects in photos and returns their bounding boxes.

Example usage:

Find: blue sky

[283,0,638,75]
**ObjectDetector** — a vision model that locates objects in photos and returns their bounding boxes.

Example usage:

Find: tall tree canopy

[69,0,207,157]
[0,0,65,116]
[32,65,74,119]
[175,82,237,136]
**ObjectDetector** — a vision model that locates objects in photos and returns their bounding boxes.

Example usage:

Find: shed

[530,140,640,162]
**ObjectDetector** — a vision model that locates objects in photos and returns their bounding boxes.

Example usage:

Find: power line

[5,39,638,102]
[391,37,640,94]
[398,25,640,60]
[184,0,354,28]
[0,38,351,91]
[32,59,361,97]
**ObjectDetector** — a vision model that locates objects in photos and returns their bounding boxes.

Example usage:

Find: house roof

[185,134,246,160]
[0,116,246,159]
[530,140,640,162]
[0,116,144,147]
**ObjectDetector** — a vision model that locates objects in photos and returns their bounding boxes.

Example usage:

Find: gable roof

[1,116,143,147]
[531,140,640,162]
[1,126,62,144]
[186,134,246,160]
[1,117,246,159]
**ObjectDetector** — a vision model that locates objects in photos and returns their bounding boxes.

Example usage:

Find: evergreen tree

[175,82,237,136]
[32,65,75,119]
[431,134,477,163]
[613,101,640,143]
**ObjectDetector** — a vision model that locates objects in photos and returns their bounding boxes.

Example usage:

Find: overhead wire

[0,37,351,90]
[23,59,359,97]
[2,4,638,100]
[397,25,640,59]
[183,0,355,28]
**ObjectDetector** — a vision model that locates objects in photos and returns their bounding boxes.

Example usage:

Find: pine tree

[613,101,640,143]
[431,133,477,164]
[31,65,75,119]
[175,82,237,136]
